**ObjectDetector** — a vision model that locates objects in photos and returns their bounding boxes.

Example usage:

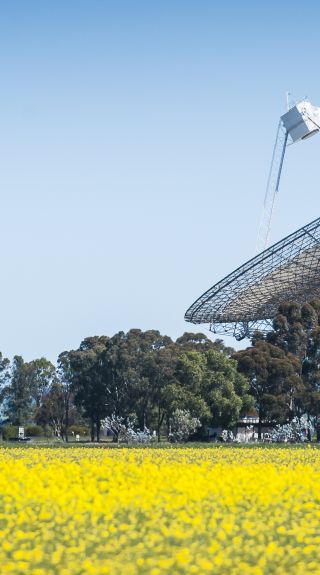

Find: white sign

[18,427,24,439]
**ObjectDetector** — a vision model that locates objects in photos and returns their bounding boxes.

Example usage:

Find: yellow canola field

[1,447,320,575]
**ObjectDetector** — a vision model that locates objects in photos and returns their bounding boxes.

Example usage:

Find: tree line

[0,332,251,441]
[1,299,320,441]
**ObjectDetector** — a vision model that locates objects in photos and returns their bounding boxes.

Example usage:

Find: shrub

[1,426,18,440]
[25,425,43,437]
[68,425,90,436]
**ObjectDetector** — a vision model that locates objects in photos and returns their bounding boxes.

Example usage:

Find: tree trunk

[258,406,262,440]
[307,415,311,441]
[157,407,165,442]
[90,418,95,442]
[96,419,101,442]
[65,395,69,443]
[166,415,171,440]
[157,406,161,442]
[137,411,145,431]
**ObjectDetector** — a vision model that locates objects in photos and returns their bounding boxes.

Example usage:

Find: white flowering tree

[270,415,313,443]
[169,409,200,442]
[220,430,235,442]
[101,414,154,444]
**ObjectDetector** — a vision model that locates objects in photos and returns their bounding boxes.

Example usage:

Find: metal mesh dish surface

[185,217,320,339]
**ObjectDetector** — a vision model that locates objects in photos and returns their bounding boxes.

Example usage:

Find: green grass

[1,439,319,449]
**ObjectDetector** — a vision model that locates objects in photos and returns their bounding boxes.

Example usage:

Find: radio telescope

[185,97,320,340]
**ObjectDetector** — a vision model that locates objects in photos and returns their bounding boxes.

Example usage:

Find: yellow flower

[1,446,320,574]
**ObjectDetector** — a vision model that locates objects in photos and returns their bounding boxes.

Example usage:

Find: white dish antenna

[256,97,320,253]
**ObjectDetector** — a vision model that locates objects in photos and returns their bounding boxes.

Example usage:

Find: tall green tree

[25,358,56,407]
[267,302,318,362]
[4,356,32,425]
[0,352,11,418]
[57,351,76,442]
[60,337,109,442]
[142,342,180,441]
[234,340,303,438]
[177,349,253,431]
[266,300,320,433]
[110,329,174,432]
[202,350,253,428]
[36,382,66,437]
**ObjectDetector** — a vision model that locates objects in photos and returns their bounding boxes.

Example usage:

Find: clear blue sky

[1,0,320,361]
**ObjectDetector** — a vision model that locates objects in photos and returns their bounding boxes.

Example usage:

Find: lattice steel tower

[256,98,320,253]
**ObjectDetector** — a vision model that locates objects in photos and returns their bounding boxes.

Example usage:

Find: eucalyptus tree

[265,300,320,433]
[60,336,109,441]
[234,340,303,438]
[4,356,32,425]
[176,349,252,432]
[0,352,11,420]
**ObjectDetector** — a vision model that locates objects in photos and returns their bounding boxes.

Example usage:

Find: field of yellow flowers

[1,446,320,575]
